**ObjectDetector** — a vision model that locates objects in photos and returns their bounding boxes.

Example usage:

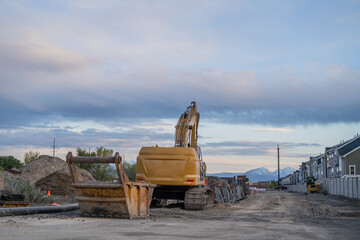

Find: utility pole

[324,147,330,179]
[277,145,280,189]
[52,138,57,157]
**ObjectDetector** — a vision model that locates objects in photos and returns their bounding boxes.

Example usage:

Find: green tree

[122,161,136,181]
[76,147,96,173]
[95,147,113,157]
[270,180,278,189]
[24,151,40,164]
[0,156,24,170]
[76,147,116,181]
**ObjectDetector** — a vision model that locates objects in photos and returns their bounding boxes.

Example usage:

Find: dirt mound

[20,155,94,195]
[35,170,93,196]
[20,155,93,183]
[305,202,339,217]
[20,155,69,184]
[0,171,13,189]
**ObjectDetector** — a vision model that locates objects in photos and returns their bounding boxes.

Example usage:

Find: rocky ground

[0,191,359,240]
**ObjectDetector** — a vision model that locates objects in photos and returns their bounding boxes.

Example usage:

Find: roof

[343,146,360,158]
[332,135,359,148]
[338,136,360,156]
[327,139,352,151]
[324,135,360,156]
[313,153,324,160]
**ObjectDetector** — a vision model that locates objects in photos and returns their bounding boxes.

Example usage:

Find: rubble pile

[208,176,247,204]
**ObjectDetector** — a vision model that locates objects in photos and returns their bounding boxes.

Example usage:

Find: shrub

[5,177,53,204]
[0,156,24,169]
[24,151,40,164]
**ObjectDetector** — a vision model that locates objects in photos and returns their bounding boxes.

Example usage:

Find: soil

[20,155,70,184]
[20,155,93,184]
[19,155,93,195]
[0,191,359,239]
[35,169,93,196]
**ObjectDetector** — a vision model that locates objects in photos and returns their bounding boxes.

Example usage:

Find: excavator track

[184,187,213,210]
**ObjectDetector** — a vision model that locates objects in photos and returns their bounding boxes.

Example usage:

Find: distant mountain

[275,167,297,177]
[207,167,296,182]
[207,172,243,178]
[245,167,274,182]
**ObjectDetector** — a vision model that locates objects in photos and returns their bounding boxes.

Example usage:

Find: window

[349,165,356,175]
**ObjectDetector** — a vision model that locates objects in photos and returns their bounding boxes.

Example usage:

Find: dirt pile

[20,155,94,195]
[303,202,339,217]
[0,171,13,189]
[35,169,93,195]
[21,155,70,184]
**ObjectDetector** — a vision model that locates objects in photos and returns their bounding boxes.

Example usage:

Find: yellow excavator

[136,101,214,210]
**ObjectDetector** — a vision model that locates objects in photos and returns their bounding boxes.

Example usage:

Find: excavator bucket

[66,152,154,219]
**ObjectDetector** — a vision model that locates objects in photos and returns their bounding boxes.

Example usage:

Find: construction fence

[320,178,360,200]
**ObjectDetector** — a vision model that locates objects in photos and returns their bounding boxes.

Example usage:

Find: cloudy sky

[0,0,359,173]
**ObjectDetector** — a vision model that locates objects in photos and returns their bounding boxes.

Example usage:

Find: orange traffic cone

[47,190,51,196]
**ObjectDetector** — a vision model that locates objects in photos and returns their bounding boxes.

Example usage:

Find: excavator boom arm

[174,101,200,150]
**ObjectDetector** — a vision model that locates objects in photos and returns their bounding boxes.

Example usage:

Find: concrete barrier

[286,183,307,193]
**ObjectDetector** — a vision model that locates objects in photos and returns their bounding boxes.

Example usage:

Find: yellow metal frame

[0,202,30,208]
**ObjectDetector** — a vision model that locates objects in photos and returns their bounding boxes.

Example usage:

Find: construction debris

[207,176,247,204]
[0,192,30,207]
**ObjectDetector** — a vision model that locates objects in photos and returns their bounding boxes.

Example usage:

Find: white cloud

[0,41,97,72]
[249,128,294,133]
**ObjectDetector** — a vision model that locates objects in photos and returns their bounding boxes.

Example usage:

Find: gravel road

[0,191,359,240]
